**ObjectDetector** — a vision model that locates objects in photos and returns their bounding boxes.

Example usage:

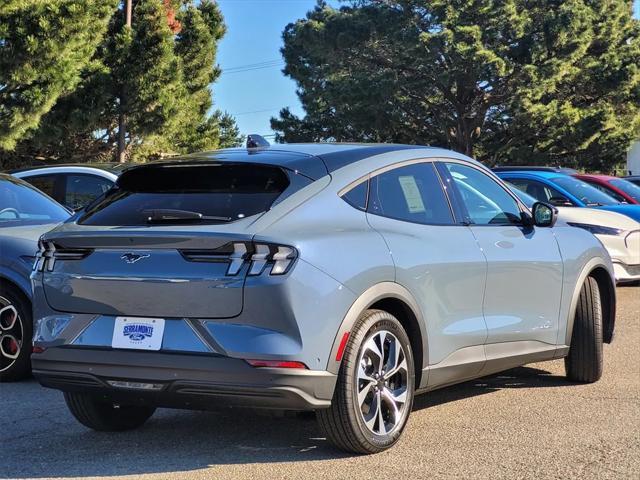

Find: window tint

[80,164,291,226]
[587,181,626,202]
[610,179,640,202]
[25,174,57,199]
[550,176,619,206]
[506,178,573,206]
[341,180,368,211]
[504,181,537,208]
[65,174,113,210]
[445,163,521,225]
[0,177,69,226]
[368,162,453,224]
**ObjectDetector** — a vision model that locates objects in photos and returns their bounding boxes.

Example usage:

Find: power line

[223,59,282,71]
[233,108,282,116]
[221,63,285,75]
[220,59,285,76]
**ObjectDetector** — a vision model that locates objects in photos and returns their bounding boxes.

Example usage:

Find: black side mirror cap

[520,210,534,227]
[532,202,558,227]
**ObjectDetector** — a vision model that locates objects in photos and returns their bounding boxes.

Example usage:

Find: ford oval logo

[123,324,154,342]
[121,253,150,264]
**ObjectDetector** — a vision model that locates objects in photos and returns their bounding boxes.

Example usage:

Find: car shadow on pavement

[2,366,574,479]
[413,365,577,411]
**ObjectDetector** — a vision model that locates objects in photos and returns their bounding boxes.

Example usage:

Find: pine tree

[272,0,640,170]
[0,0,241,167]
[0,0,119,150]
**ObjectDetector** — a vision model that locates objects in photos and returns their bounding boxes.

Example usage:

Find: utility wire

[233,108,282,116]
[221,59,285,76]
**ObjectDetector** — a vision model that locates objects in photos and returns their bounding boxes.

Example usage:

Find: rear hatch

[37,162,307,318]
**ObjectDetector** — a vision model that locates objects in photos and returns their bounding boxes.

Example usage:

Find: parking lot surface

[1,286,638,480]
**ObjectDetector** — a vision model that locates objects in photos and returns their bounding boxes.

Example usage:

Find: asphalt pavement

[1,286,638,480]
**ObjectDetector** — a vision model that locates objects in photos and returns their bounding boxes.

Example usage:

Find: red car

[573,174,640,205]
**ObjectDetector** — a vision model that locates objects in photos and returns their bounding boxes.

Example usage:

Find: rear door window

[64,174,113,210]
[341,180,369,211]
[79,164,294,226]
[23,174,58,199]
[506,178,573,205]
[368,162,453,225]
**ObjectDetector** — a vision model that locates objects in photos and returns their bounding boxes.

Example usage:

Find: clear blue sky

[214,0,336,139]
[214,0,640,139]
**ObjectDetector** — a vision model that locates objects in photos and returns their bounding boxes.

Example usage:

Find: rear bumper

[32,347,337,411]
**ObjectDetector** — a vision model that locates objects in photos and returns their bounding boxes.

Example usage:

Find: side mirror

[532,202,557,228]
[548,196,573,207]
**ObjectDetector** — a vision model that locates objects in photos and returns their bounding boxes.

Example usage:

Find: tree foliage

[272,0,640,170]
[1,0,241,168]
[0,0,118,151]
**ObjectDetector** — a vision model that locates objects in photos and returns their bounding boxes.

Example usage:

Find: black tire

[318,309,415,454]
[0,283,32,382]
[64,392,156,431]
[565,276,603,383]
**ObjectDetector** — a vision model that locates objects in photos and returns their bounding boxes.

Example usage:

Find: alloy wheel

[0,295,23,373]
[356,329,410,436]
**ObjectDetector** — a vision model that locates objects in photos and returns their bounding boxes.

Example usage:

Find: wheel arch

[327,282,428,388]
[0,270,32,303]
[565,258,616,346]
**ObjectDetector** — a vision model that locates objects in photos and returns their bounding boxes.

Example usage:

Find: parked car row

[493,168,640,283]
[0,140,624,454]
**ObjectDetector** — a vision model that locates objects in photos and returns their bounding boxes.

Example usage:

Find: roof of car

[9,163,130,175]
[139,143,431,180]
[493,166,577,174]
[573,173,617,182]
[494,169,566,180]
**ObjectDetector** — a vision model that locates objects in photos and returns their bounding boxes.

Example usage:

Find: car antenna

[246,134,270,149]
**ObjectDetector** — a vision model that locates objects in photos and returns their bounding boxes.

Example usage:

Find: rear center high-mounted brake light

[245,359,308,369]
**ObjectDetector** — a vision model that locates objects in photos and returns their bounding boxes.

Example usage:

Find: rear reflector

[32,346,46,354]
[336,332,350,362]
[107,380,164,390]
[245,359,308,369]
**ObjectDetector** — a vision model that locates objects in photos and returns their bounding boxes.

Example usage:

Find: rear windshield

[79,164,291,226]
[0,176,69,226]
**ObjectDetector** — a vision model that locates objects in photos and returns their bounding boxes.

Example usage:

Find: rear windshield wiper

[144,209,232,224]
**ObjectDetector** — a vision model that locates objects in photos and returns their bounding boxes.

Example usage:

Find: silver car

[31,142,616,453]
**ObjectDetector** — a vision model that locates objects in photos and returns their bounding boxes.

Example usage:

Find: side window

[586,181,626,202]
[368,162,453,225]
[65,174,113,210]
[25,175,57,199]
[341,180,369,211]
[508,178,574,206]
[445,163,521,225]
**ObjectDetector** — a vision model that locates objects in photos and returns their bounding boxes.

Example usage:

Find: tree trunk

[117,0,132,164]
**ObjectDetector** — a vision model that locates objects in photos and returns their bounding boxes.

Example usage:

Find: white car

[10,164,125,211]
[511,186,640,284]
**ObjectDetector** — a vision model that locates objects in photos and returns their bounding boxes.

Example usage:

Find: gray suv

[31,143,615,453]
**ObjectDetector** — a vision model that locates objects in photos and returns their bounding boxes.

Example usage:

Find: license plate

[111,317,165,351]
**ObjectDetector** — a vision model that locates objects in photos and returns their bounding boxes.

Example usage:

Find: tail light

[180,241,297,277]
[34,239,93,272]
